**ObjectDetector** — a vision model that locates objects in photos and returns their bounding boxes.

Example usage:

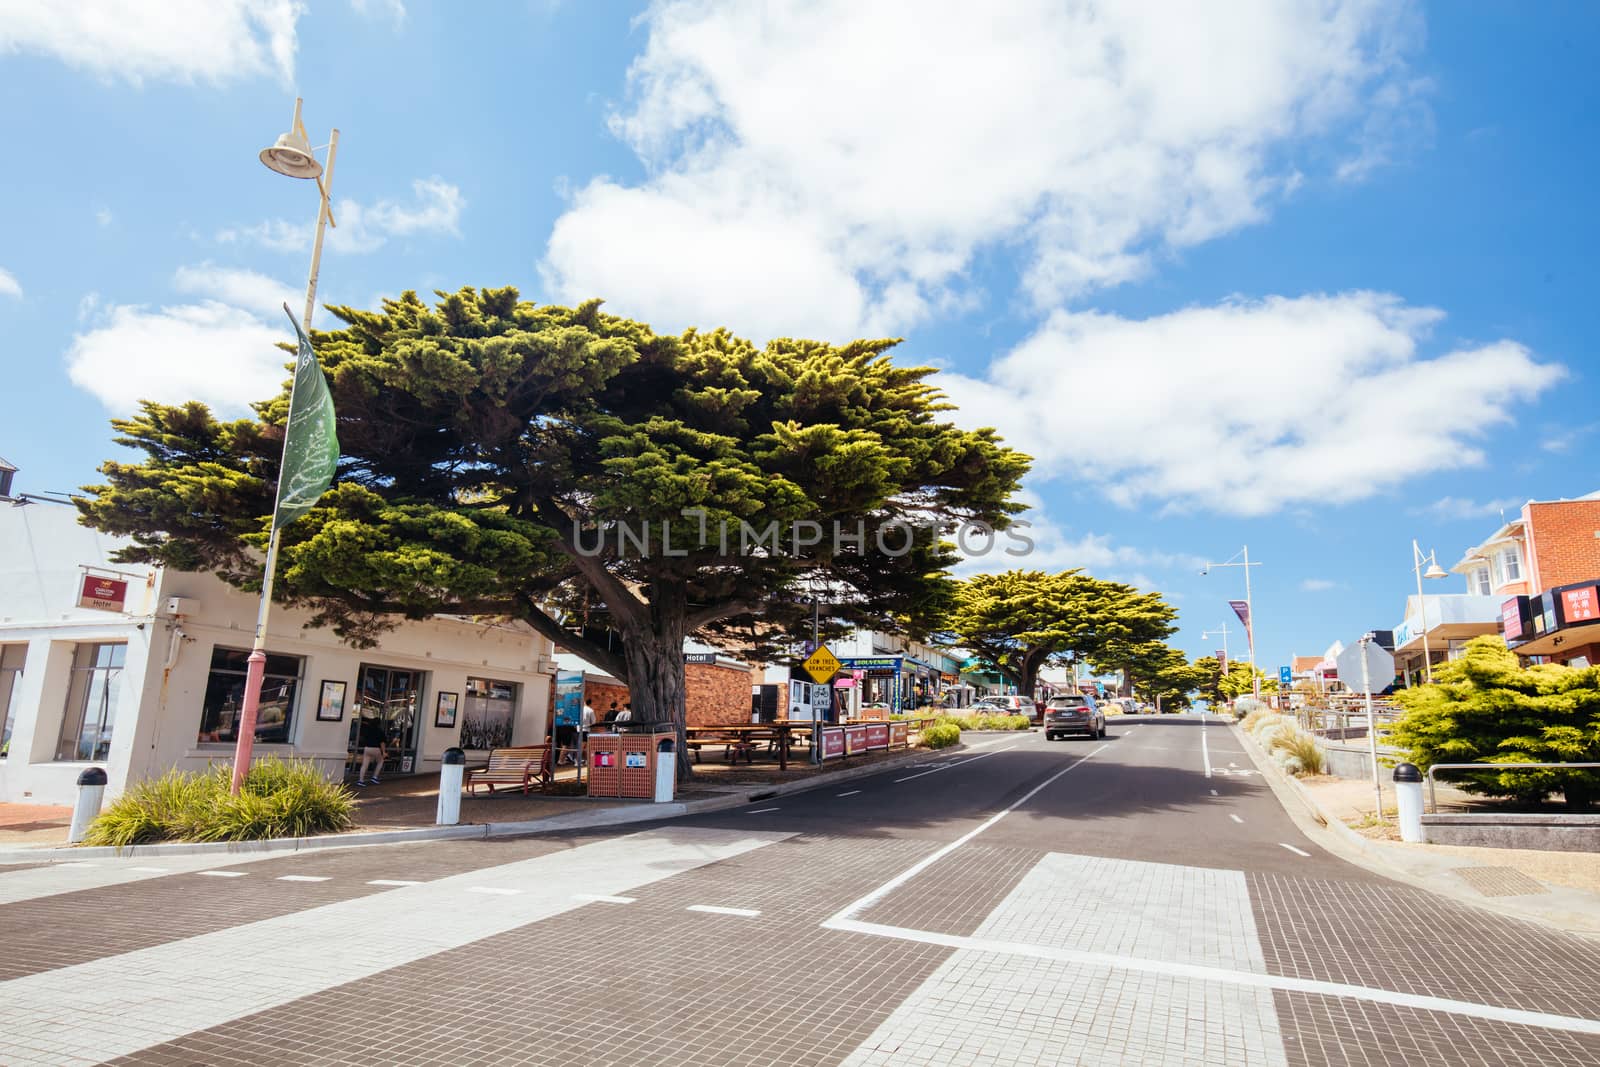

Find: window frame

[55,642,127,762]
[196,645,306,747]
[0,643,26,759]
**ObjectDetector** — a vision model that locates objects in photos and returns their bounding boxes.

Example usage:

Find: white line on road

[574,894,636,904]
[196,870,246,878]
[128,867,169,874]
[824,917,1600,1037]
[1229,814,1244,824]
[1201,718,1213,778]
[687,904,761,917]
[1279,843,1311,857]
[466,886,521,896]
[367,879,422,887]
[837,790,860,797]
[893,748,1010,783]
[835,745,1107,923]
[277,875,330,883]
[746,807,780,814]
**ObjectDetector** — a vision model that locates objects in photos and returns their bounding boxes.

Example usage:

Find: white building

[0,497,556,806]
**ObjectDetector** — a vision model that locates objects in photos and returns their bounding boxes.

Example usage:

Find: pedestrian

[616,702,633,722]
[355,712,387,786]
[578,700,596,762]
[604,701,620,723]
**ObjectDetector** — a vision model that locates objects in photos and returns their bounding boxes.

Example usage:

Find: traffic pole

[1359,636,1383,819]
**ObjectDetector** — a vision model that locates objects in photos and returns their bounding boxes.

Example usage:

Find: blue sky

[2,1,1596,674]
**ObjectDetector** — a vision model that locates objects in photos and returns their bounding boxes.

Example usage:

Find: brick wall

[686,662,753,726]
[586,680,630,719]
[1527,500,1600,593]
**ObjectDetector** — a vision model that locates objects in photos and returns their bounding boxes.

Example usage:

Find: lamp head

[259,129,322,179]
[1423,563,1449,580]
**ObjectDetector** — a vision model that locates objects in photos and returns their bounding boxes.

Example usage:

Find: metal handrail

[1425,761,1600,813]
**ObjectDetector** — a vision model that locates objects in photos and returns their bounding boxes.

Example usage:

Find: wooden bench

[686,734,756,764]
[465,745,552,795]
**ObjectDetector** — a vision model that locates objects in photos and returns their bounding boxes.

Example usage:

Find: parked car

[972,695,1038,720]
[1044,694,1105,740]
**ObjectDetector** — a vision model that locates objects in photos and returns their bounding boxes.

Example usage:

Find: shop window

[462,677,517,749]
[56,642,126,761]
[1,644,25,758]
[198,646,303,745]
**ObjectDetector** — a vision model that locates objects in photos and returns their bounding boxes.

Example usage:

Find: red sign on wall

[1502,597,1526,640]
[1561,586,1600,624]
[821,727,845,760]
[78,574,128,612]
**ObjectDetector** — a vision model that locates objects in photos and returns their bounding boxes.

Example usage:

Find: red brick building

[561,654,756,727]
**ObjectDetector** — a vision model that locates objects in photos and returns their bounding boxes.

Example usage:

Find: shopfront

[1502,581,1600,667]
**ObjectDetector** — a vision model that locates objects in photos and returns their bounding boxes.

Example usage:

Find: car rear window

[1048,697,1088,708]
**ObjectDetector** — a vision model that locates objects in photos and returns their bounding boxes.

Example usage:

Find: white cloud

[173,263,299,318]
[219,177,464,254]
[67,265,301,415]
[350,0,405,26]
[541,0,1425,339]
[0,267,19,298]
[1415,496,1522,521]
[1300,578,1339,592]
[0,0,301,85]
[941,292,1563,517]
[94,206,114,228]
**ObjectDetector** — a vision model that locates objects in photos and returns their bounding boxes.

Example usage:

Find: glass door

[349,664,424,778]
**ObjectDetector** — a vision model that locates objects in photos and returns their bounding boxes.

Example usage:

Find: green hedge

[83,758,355,847]
[922,723,962,749]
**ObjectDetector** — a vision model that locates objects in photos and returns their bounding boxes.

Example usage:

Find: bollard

[68,767,108,844]
[654,738,676,803]
[1394,762,1425,843]
[436,748,465,826]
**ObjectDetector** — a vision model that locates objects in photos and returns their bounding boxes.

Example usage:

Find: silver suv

[1044,694,1105,740]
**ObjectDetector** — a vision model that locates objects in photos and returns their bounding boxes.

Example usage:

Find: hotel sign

[77,574,128,613]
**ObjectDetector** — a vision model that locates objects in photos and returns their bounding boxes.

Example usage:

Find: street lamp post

[229,98,340,794]
[1202,546,1262,699]
[1411,539,1449,684]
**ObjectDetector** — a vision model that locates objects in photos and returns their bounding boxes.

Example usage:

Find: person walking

[356,712,387,786]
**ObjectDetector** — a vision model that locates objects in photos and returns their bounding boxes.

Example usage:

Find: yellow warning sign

[802,645,841,684]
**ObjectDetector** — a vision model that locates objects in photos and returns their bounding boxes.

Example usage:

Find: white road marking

[1201,718,1213,778]
[128,867,169,873]
[746,807,780,814]
[277,875,330,883]
[573,894,635,904]
[367,879,422,887]
[687,904,761,917]
[196,870,246,878]
[836,790,860,797]
[0,852,291,906]
[835,745,1107,923]
[1209,789,1219,797]
[467,886,521,895]
[0,828,785,1064]
[1229,814,1245,824]
[1279,843,1311,857]
[893,748,1009,783]
[826,917,1600,1037]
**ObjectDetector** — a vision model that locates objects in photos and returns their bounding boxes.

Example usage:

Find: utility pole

[1203,546,1262,699]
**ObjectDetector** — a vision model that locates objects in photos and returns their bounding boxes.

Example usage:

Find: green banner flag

[273,305,339,529]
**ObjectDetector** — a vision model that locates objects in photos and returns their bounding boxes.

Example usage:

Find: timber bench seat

[465,745,552,795]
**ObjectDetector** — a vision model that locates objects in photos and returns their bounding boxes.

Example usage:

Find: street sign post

[1278,665,1292,688]
[801,645,841,684]
[1335,637,1396,818]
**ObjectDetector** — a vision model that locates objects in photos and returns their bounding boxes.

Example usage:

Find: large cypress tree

[79,288,1028,762]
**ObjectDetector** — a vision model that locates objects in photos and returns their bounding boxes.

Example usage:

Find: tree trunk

[617,608,694,781]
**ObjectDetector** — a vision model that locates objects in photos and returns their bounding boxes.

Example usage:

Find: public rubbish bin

[588,724,675,798]
[1394,762,1425,843]
[436,747,465,826]
[655,738,676,803]
[68,767,107,844]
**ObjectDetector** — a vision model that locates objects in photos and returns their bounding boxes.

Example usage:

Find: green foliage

[1195,658,1274,704]
[922,722,962,748]
[79,289,1028,731]
[81,759,355,847]
[1389,636,1600,807]
[929,713,970,732]
[941,570,1177,699]
[962,713,1031,731]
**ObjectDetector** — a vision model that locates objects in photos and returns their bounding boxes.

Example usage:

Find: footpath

[1236,721,1600,938]
[0,740,937,862]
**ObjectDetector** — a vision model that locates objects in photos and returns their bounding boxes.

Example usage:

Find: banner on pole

[1228,600,1252,641]
[273,306,340,529]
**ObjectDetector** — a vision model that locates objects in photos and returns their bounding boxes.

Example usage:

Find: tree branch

[533,497,646,628]
[513,592,630,682]
[684,598,761,633]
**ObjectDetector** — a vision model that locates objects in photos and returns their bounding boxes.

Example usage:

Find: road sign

[1334,641,1395,695]
[1278,665,1292,688]
[801,644,842,684]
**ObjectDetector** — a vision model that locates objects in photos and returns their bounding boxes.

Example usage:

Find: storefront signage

[78,573,128,612]
[1501,596,1530,641]
[1561,586,1600,624]
[821,727,845,760]
[684,652,718,664]
[839,657,900,671]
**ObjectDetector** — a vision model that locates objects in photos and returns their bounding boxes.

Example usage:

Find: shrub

[1274,731,1325,776]
[81,758,354,847]
[922,722,961,748]
[930,714,969,732]
[1239,706,1276,732]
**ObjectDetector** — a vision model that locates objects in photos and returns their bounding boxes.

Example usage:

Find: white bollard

[654,738,676,803]
[1394,762,1425,843]
[68,767,108,844]
[436,748,465,826]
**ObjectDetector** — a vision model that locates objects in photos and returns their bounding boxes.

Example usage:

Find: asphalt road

[2,716,1597,1066]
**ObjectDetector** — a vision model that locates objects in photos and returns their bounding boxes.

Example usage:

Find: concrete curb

[1234,721,1600,939]
[0,745,935,864]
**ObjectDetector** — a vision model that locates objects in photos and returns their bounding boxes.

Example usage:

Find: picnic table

[683,721,819,771]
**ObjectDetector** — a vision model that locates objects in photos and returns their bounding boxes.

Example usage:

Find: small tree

[1388,636,1600,808]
